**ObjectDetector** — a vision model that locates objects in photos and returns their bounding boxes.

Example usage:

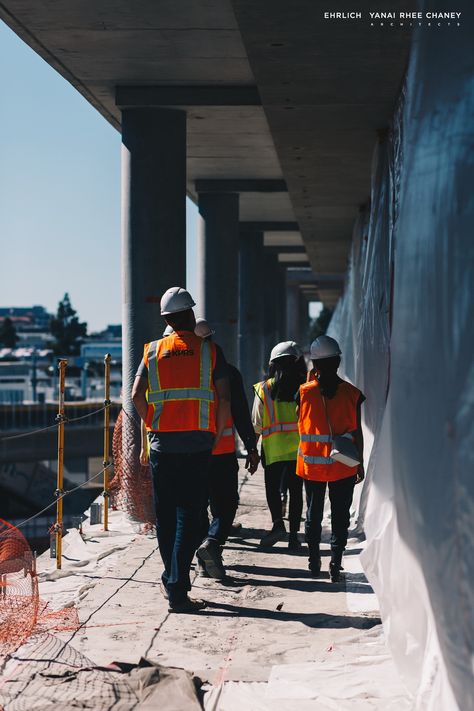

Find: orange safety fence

[109,408,155,528]
[0,519,79,663]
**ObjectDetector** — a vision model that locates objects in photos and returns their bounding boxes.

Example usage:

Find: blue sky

[0,22,199,333]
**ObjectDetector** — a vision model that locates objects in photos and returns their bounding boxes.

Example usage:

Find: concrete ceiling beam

[196,179,287,193]
[263,246,305,253]
[240,221,299,232]
[116,85,261,108]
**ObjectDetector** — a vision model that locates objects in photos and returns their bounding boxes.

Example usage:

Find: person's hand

[139,448,149,466]
[356,464,365,484]
[245,449,260,475]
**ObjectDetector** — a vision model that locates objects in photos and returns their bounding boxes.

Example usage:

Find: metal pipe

[55,359,67,569]
[103,353,111,531]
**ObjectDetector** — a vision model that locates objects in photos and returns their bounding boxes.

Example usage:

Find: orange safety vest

[143,331,217,433]
[212,413,236,456]
[297,378,361,482]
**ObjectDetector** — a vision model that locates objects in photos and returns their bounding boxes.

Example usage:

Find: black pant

[264,460,303,533]
[206,452,240,545]
[304,475,356,564]
[149,450,211,605]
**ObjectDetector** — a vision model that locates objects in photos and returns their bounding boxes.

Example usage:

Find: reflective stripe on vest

[300,433,332,443]
[213,415,236,455]
[148,338,214,431]
[298,447,334,465]
[262,422,299,437]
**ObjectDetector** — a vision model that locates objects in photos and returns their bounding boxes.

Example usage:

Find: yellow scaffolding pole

[55,359,67,570]
[103,353,112,531]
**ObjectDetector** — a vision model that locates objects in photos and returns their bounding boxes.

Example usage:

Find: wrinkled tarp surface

[328,3,474,709]
[0,634,203,710]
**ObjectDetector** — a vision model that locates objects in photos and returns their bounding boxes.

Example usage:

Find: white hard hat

[269,341,298,363]
[310,335,341,360]
[162,325,174,337]
[194,317,215,339]
[288,340,304,358]
[160,287,196,316]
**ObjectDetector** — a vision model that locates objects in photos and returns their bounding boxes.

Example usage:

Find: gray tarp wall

[328,3,474,709]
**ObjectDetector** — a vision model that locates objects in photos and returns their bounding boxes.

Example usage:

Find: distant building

[0,305,53,332]
[0,362,31,403]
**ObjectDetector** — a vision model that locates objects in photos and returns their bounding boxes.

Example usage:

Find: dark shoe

[308,556,322,577]
[329,561,342,582]
[168,596,207,614]
[288,532,302,552]
[196,558,210,578]
[229,522,242,536]
[196,538,226,580]
[159,581,169,599]
[260,520,286,548]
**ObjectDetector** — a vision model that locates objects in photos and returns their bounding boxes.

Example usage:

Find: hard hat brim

[160,302,196,316]
[310,351,341,360]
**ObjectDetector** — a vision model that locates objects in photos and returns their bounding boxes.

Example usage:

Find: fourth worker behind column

[132,287,230,614]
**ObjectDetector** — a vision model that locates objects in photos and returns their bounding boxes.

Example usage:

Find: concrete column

[276,264,287,342]
[239,230,264,393]
[286,284,300,343]
[121,108,187,420]
[299,293,309,349]
[198,193,239,364]
[262,253,279,368]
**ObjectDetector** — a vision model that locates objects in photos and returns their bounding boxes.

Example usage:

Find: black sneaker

[288,532,302,552]
[329,561,342,582]
[168,596,207,614]
[196,538,226,580]
[260,520,286,548]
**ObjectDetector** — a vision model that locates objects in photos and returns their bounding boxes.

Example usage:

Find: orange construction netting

[0,519,79,663]
[109,408,155,528]
[0,519,38,660]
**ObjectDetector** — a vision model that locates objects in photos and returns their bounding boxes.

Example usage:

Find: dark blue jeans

[206,452,240,545]
[150,450,211,605]
[304,475,356,565]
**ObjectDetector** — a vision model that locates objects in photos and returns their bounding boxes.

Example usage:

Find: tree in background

[309,306,333,342]
[0,317,19,348]
[50,293,87,355]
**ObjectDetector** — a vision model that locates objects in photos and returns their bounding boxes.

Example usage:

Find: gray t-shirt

[136,335,228,453]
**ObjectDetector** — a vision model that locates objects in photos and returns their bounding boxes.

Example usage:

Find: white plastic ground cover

[328,4,473,709]
[37,503,144,610]
[204,628,411,711]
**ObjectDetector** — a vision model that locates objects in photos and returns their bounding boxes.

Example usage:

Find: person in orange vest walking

[195,318,259,579]
[132,287,230,613]
[252,341,306,550]
[296,335,365,582]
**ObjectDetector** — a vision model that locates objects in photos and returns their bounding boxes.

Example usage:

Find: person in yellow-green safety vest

[252,341,307,550]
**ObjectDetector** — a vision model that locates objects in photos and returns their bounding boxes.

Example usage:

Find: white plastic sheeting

[328,5,474,709]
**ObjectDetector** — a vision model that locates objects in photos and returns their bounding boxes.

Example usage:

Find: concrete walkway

[4,463,412,709]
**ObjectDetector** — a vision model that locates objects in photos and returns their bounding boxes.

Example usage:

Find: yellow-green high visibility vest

[254,379,299,466]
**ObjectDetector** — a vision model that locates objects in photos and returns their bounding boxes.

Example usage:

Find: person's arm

[295,388,301,418]
[229,368,259,473]
[354,396,365,484]
[132,375,148,422]
[214,377,231,444]
[251,387,264,437]
[140,419,149,466]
